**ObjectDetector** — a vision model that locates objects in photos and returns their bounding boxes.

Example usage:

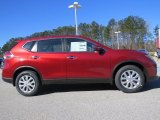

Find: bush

[149,52,155,56]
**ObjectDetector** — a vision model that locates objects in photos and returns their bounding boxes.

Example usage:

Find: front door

[65,38,110,80]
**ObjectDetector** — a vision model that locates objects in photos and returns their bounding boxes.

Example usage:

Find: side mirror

[94,46,105,55]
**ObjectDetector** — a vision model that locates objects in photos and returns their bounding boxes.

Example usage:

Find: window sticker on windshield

[70,42,87,51]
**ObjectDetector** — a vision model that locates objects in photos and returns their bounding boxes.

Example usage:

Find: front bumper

[2,77,13,84]
[145,62,157,82]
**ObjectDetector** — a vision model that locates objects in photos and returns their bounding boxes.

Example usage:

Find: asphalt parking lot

[0,64,160,120]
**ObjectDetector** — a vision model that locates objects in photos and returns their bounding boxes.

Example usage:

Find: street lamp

[68,2,81,35]
[115,31,121,49]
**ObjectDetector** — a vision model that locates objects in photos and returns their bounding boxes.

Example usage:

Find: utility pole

[115,31,121,49]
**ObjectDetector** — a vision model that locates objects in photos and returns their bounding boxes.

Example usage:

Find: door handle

[32,56,40,59]
[67,56,77,60]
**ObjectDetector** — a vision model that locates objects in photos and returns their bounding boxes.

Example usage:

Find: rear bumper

[2,77,13,84]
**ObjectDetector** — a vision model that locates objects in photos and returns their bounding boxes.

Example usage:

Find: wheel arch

[13,66,42,86]
[112,61,148,84]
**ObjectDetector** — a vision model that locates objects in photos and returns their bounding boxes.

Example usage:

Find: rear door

[27,38,66,80]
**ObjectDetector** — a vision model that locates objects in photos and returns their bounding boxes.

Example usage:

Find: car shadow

[39,83,117,96]
[143,77,160,91]
[38,77,160,96]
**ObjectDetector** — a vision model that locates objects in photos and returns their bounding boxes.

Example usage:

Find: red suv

[2,36,157,96]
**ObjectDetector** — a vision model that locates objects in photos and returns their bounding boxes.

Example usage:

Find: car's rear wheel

[115,65,145,93]
[15,71,41,96]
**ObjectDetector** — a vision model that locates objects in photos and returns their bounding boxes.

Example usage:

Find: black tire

[115,65,145,93]
[15,71,41,96]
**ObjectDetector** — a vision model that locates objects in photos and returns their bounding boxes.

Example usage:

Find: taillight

[4,51,14,59]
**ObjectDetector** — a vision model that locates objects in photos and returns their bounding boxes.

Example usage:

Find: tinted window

[66,38,94,52]
[37,39,62,52]
[23,41,35,51]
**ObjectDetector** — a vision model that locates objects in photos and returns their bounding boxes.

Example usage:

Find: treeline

[0,15,157,56]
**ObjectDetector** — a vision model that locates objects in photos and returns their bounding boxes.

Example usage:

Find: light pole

[115,31,121,49]
[68,2,81,35]
[143,36,147,50]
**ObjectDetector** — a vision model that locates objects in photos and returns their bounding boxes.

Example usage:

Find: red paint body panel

[2,36,157,85]
[27,52,67,80]
[66,52,110,79]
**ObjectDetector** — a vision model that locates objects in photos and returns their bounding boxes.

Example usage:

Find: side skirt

[42,78,113,85]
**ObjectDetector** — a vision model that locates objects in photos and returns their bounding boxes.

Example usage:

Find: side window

[37,39,62,52]
[23,41,36,51]
[66,38,94,52]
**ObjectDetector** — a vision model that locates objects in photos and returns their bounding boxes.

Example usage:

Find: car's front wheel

[15,71,41,96]
[115,65,145,93]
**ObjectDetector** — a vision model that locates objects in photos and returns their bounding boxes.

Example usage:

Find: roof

[16,35,88,42]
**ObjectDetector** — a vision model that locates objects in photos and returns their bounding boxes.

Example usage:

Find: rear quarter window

[23,41,36,51]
